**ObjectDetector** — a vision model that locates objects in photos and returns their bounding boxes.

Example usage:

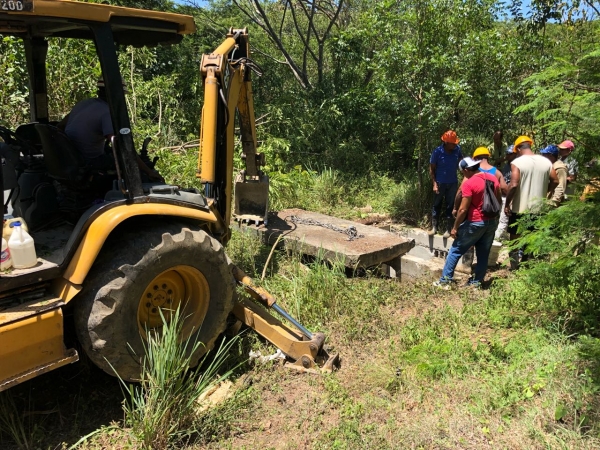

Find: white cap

[459,157,480,171]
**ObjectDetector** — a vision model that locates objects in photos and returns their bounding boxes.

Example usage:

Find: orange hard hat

[441,130,460,144]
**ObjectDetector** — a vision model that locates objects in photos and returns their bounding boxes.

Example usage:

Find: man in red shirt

[434,157,501,288]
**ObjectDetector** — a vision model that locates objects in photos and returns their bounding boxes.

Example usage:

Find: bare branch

[279,1,289,40]
[583,0,600,17]
[232,0,269,33]
[248,0,311,88]
[296,0,321,45]
[303,0,318,75]
[287,0,320,64]
[321,0,345,43]
[230,0,346,89]
[252,47,289,65]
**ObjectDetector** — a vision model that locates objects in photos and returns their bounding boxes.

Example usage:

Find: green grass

[205,229,600,449]
[2,169,600,449]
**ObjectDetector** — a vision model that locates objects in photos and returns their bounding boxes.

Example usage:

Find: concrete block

[379,263,398,278]
[404,227,503,267]
[380,255,402,278]
[407,245,433,260]
[400,254,444,281]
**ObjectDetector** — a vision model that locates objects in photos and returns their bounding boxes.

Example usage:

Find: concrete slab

[237,209,414,269]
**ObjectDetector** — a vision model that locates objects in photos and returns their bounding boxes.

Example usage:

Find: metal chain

[286,215,364,241]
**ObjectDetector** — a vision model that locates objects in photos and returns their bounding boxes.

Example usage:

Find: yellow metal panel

[63,203,218,285]
[212,37,237,56]
[51,278,82,303]
[0,309,68,382]
[0,297,63,326]
[3,0,196,34]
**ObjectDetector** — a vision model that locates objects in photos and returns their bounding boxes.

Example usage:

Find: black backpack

[481,175,501,218]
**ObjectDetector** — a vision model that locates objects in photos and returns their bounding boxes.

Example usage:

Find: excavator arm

[198,30,338,372]
[198,28,268,229]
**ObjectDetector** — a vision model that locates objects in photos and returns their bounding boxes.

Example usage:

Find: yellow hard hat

[513,135,534,151]
[473,147,490,158]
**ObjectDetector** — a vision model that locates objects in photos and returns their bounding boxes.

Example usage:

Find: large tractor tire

[74,222,235,381]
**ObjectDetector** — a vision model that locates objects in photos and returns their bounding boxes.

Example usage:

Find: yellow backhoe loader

[0,0,337,391]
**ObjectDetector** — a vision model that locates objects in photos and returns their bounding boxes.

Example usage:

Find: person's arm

[496,171,508,196]
[504,163,521,216]
[451,195,471,238]
[567,159,578,183]
[429,163,438,194]
[453,179,464,216]
[494,178,502,205]
[548,167,559,194]
[550,167,567,206]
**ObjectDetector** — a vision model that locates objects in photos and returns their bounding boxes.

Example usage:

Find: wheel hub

[137,265,210,338]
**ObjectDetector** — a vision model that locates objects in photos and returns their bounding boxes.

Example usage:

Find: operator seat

[15,122,43,155]
[34,124,91,189]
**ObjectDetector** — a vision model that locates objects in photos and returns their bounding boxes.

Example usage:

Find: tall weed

[0,392,34,450]
[115,307,240,449]
[268,249,348,329]
[388,170,431,226]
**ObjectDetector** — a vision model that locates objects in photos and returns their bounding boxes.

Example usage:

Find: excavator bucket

[234,172,269,224]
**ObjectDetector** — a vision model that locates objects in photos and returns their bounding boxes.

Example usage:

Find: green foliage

[0,37,29,126]
[491,199,600,334]
[515,39,600,162]
[154,146,201,189]
[114,307,240,449]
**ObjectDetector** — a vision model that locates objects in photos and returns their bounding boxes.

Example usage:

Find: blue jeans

[440,219,498,284]
[432,182,458,222]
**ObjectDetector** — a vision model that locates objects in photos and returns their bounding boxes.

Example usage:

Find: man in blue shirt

[429,130,463,237]
[60,77,163,182]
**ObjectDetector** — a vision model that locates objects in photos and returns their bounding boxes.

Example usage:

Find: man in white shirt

[505,136,558,269]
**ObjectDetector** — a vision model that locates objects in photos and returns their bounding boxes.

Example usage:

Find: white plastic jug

[1,237,12,271]
[8,221,37,269]
[3,217,28,241]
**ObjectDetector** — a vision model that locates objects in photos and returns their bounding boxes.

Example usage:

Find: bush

[490,199,600,334]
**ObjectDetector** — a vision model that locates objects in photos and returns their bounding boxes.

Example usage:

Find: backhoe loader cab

[0,1,335,392]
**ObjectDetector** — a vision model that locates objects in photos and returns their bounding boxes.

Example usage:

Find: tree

[232,0,346,89]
